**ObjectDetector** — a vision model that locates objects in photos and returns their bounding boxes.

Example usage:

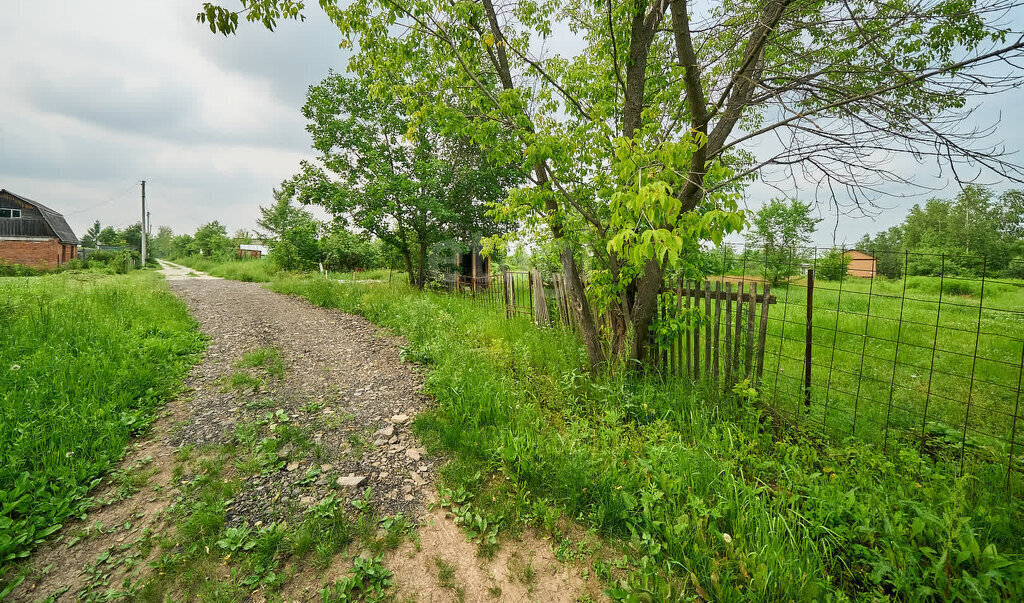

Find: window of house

[0,209,21,218]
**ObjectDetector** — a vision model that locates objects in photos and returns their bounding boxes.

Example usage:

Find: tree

[119,223,143,252]
[257,190,321,269]
[150,226,175,258]
[171,234,196,258]
[283,72,515,288]
[817,249,852,281]
[199,0,1024,371]
[745,199,819,285]
[319,225,382,272]
[81,221,101,248]
[193,221,233,258]
[97,225,119,246]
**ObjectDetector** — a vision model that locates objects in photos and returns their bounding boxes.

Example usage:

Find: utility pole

[141,180,147,266]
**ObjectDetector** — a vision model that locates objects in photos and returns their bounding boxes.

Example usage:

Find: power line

[65,182,139,215]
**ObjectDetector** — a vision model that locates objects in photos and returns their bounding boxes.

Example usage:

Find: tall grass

[0,272,204,592]
[733,275,1024,459]
[173,256,281,282]
[268,275,1024,600]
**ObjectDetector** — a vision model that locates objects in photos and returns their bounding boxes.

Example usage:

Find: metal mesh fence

[428,247,1024,491]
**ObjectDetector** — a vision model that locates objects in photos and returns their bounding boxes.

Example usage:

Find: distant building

[0,189,79,269]
[844,249,877,278]
[238,243,269,259]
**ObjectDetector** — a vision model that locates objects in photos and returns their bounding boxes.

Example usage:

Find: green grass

[678,274,1024,460]
[173,256,281,282]
[0,271,204,593]
[267,275,1024,600]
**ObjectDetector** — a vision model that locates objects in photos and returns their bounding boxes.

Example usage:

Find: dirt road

[12,265,595,602]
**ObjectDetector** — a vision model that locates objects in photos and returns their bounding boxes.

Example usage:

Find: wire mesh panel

[707,245,1024,493]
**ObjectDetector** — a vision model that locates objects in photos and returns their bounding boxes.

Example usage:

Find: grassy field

[268,274,1024,600]
[0,271,204,593]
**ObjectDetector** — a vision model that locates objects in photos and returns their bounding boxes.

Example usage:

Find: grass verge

[0,271,204,594]
[267,275,1024,600]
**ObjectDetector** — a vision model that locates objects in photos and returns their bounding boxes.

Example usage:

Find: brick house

[0,189,80,269]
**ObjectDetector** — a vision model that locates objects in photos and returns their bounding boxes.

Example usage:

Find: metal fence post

[804,269,814,413]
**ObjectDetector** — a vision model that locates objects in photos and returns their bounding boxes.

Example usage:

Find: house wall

[0,192,52,238]
[0,238,65,269]
[844,251,877,278]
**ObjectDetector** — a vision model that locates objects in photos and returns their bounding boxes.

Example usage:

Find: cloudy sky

[1,0,346,239]
[1,1,1022,246]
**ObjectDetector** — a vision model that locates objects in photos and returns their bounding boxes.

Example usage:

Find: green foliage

[816,248,851,281]
[193,221,234,259]
[258,190,321,270]
[0,272,204,590]
[745,199,819,285]
[318,226,382,272]
[268,275,1024,600]
[859,186,1024,277]
[284,71,515,287]
[320,554,393,602]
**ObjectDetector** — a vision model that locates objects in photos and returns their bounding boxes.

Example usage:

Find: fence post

[503,269,513,319]
[804,269,814,413]
[531,269,551,325]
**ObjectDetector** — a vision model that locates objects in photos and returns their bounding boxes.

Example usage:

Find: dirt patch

[386,506,601,602]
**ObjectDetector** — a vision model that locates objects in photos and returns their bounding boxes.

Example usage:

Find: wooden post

[471,245,477,297]
[756,283,771,383]
[713,281,722,385]
[704,281,712,376]
[804,270,815,412]
[733,282,745,383]
[745,283,756,379]
[724,283,733,389]
[674,279,682,376]
[684,280,692,377]
[531,269,550,325]
[692,280,700,379]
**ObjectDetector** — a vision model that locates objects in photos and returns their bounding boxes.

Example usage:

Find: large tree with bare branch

[199,0,1024,370]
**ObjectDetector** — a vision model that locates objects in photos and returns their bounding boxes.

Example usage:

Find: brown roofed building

[843,249,877,278]
[0,189,80,269]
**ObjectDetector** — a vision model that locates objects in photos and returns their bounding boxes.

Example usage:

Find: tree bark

[417,238,428,289]
[628,258,665,368]
[402,248,415,288]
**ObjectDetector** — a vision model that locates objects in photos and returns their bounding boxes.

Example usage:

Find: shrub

[816,248,850,281]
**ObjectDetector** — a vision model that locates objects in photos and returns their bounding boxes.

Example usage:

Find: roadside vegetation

[263,274,1024,600]
[0,271,204,595]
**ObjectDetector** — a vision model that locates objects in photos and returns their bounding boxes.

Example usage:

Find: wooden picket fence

[650,280,776,389]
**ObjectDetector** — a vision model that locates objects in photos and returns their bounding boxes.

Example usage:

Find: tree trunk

[402,249,415,288]
[416,239,428,289]
[558,243,606,370]
[628,258,665,369]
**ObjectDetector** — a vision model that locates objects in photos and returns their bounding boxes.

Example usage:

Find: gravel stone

[163,277,438,526]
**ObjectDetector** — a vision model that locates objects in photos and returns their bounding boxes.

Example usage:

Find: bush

[816,248,850,281]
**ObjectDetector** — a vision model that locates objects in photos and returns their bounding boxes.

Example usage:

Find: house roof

[0,189,80,245]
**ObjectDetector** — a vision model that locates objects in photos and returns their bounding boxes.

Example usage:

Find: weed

[434,556,457,589]
[320,553,392,602]
[221,371,262,393]
[236,346,285,380]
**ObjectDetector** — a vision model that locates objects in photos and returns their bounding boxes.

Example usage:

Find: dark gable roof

[0,189,80,245]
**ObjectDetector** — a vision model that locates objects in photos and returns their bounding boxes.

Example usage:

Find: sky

[1,1,1022,246]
